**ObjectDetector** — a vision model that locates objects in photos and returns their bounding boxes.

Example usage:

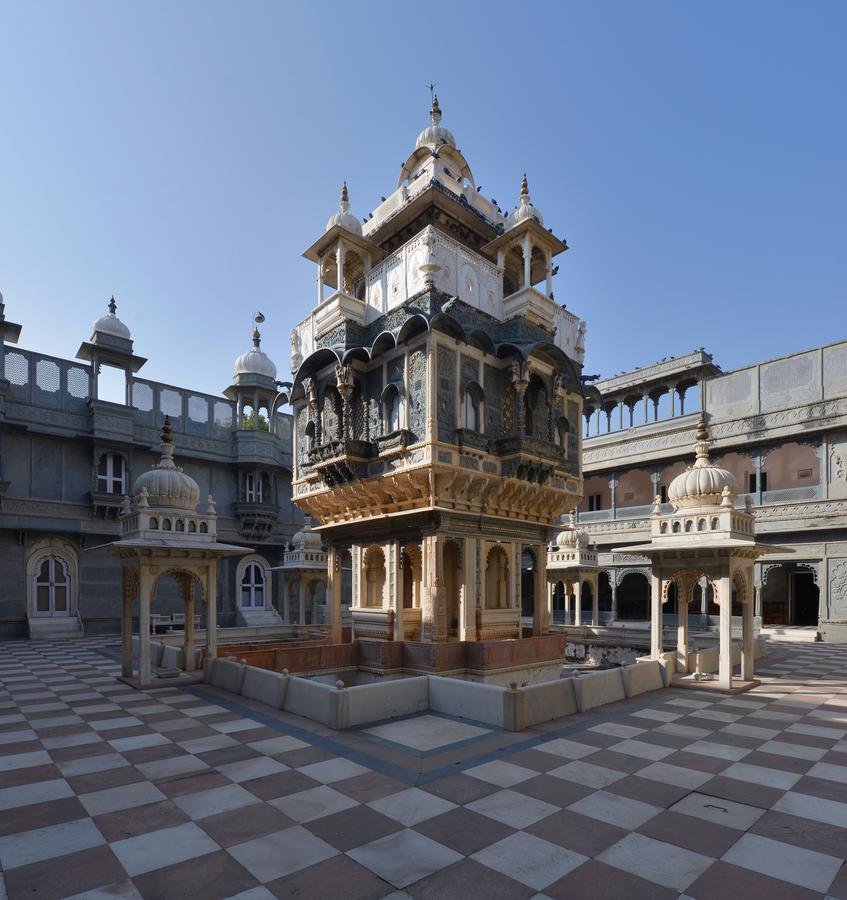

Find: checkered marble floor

[3,640,847,899]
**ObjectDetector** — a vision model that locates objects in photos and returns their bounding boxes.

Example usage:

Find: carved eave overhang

[613,538,794,561]
[368,185,499,253]
[108,539,250,559]
[293,292,583,400]
[295,453,581,529]
[301,224,386,266]
[482,217,568,260]
[1,320,22,344]
[76,341,147,374]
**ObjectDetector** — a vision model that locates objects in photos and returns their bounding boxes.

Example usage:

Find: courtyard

[1,637,847,898]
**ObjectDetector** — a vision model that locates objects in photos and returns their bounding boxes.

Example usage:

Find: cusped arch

[370,330,397,358]
[151,567,206,604]
[396,314,430,346]
[291,348,342,398]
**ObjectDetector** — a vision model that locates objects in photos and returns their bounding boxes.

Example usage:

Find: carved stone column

[335,364,354,441]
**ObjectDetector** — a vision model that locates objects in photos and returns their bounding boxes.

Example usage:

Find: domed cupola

[234,316,278,382]
[415,94,457,150]
[667,417,738,510]
[325,182,362,237]
[556,510,590,549]
[93,296,132,342]
[506,173,544,229]
[292,515,323,551]
[132,417,200,512]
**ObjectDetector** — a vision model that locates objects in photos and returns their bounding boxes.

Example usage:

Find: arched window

[175,520,185,532]
[163,519,172,531]
[32,555,71,617]
[382,385,401,434]
[188,520,196,533]
[199,522,208,534]
[672,521,681,534]
[461,383,483,431]
[485,547,510,609]
[697,518,706,531]
[149,517,159,530]
[554,416,570,448]
[364,546,386,607]
[240,562,265,609]
[97,452,125,494]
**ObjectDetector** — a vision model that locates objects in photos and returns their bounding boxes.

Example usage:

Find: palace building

[574,341,847,640]
[0,295,304,639]
[289,97,587,645]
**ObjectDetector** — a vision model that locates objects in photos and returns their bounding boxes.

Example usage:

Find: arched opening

[762,563,820,626]
[552,580,567,624]
[580,581,593,619]
[525,375,549,439]
[520,548,535,618]
[485,547,510,609]
[443,541,461,637]
[598,571,612,623]
[363,546,385,608]
[402,544,422,612]
[616,572,650,620]
[240,562,266,609]
[382,384,401,434]
[554,416,569,449]
[461,382,483,431]
[32,554,71,617]
[665,580,678,615]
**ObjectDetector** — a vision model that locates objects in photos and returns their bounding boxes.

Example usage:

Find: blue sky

[2,1,845,400]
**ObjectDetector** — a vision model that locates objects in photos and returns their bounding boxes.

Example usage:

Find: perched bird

[551,265,559,276]
[477,185,483,192]
[380,196,386,202]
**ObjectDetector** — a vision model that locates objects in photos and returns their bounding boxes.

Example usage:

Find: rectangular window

[588,494,602,512]
[97,453,125,494]
[660,485,668,504]
[246,473,256,502]
[760,472,768,492]
[748,473,757,494]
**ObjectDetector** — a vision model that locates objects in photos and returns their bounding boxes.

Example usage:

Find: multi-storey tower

[290,97,587,643]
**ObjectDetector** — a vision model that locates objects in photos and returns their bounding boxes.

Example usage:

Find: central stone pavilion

[290,97,587,647]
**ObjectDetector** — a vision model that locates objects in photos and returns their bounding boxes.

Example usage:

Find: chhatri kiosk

[617,417,787,691]
[110,418,249,687]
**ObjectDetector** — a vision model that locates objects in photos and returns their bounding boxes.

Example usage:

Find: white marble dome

[292,516,322,550]
[555,512,589,549]
[133,419,200,511]
[416,96,456,149]
[93,297,131,340]
[506,174,544,229]
[668,419,737,510]
[325,182,362,236]
[235,328,277,380]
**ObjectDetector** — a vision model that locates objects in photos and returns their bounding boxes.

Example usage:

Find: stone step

[27,617,84,640]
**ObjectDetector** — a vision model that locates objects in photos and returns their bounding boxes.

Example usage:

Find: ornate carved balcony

[233,501,280,539]
[308,438,372,487]
[89,491,125,521]
[454,428,490,453]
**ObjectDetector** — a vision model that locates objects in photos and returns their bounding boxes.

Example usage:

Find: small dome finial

[108,295,117,316]
[694,415,711,468]
[431,93,441,125]
[520,173,529,199]
[340,181,349,206]
[161,415,173,445]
